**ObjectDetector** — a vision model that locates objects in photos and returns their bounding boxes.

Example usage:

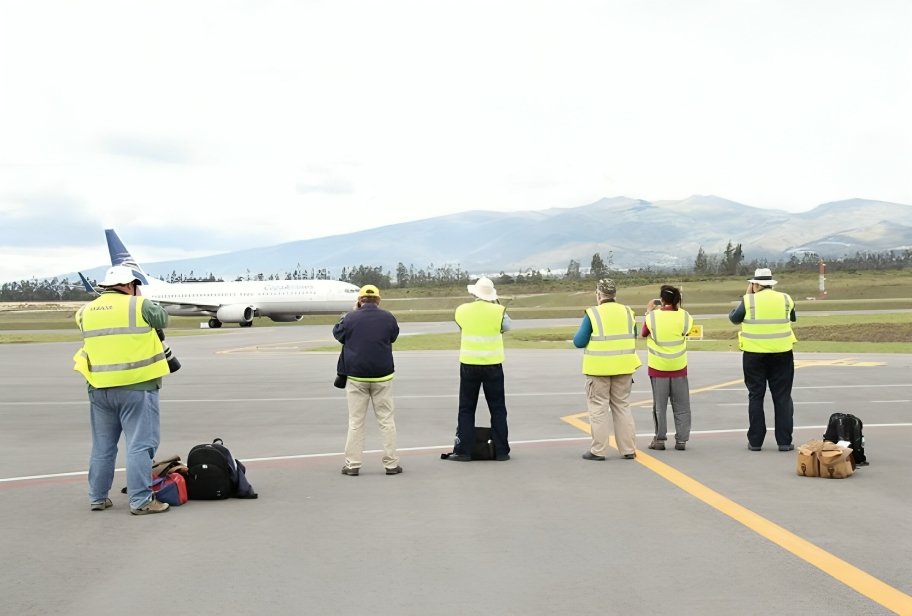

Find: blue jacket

[332,304,399,379]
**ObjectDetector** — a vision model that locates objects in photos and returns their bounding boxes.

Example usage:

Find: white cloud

[1,0,910,282]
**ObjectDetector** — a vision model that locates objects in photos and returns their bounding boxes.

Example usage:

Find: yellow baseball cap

[359,284,380,298]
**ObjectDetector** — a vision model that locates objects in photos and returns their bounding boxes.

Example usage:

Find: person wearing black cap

[729,268,798,452]
[333,284,402,476]
[73,265,173,515]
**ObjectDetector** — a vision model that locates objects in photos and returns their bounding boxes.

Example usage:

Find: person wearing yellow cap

[333,284,402,476]
[445,276,512,462]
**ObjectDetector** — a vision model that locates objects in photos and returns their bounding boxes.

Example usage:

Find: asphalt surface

[1,321,911,616]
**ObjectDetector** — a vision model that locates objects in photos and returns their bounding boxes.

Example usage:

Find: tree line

[2,245,910,302]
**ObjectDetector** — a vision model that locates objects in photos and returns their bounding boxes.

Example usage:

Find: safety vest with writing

[646,309,692,371]
[456,300,506,365]
[582,302,642,375]
[738,290,797,353]
[73,293,170,387]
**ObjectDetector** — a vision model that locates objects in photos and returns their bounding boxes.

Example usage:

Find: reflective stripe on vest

[646,309,692,371]
[456,301,506,365]
[739,290,797,353]
[582,303,641,375]
[73,294,170,387]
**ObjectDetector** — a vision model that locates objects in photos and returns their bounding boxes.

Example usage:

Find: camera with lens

[652,298,663,307]
[156,328,181,373]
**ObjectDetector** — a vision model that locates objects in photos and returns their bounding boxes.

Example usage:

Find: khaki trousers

[344,379,399,469]
[585,374,637,457]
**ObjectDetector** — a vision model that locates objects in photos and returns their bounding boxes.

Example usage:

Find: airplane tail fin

[78,272,99,295]
[105,228,158,285]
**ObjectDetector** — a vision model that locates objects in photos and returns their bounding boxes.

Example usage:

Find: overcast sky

[1,0,910,284]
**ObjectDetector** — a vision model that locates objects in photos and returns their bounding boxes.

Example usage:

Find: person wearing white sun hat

[729,267,798,453]
[445,276,513,462]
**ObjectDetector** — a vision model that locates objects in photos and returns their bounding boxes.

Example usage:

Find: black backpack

[823,413,868,466]
[186,438,258,500]
[471,427,495,460]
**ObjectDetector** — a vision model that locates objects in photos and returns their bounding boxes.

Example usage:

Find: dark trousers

[743,350,794,447]
[455,363,509,458]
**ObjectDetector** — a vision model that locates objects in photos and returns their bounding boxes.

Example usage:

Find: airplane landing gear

[239,320,253,328]
[208,318,222,329]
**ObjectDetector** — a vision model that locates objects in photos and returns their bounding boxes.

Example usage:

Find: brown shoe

[130,498,169,515]
[648,438,666,451]
[622,453,637,460]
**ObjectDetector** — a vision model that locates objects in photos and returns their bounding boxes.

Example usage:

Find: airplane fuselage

[142,278,360,325]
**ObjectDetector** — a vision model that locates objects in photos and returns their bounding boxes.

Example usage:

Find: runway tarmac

[1,322,911,615]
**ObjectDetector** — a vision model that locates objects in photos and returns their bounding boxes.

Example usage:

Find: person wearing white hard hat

[729,267,798,452]
[445,277,512,461]
[73,265,173,515]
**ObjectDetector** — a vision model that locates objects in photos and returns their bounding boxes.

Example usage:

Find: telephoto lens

[155,328,180,372]
[163,344,181,373]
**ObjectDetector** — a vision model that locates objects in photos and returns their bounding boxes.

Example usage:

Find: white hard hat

[98,265,147,287]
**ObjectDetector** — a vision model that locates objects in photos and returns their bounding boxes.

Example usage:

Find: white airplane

[82,229,360,328]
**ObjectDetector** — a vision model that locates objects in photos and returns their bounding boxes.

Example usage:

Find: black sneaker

[778,444,795,452]
[748,444,762,451]
[444,453,471,461]
[582,451,606,461]
[675,442,686,451]
[385,466,403,475]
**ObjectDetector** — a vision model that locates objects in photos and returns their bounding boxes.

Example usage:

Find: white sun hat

[748,268,777,286]
[467,276,498,301]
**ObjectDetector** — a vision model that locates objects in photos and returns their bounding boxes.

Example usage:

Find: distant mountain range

[74,195,912,281]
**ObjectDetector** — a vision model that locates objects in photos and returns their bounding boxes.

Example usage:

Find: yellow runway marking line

[562,368,912,614]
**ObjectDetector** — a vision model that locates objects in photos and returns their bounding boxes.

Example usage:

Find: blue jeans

[88,388,161,509]
[455,363,509,458]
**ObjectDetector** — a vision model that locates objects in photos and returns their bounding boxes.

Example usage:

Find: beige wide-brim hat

[467,276,498,301]
[748,268,778,286]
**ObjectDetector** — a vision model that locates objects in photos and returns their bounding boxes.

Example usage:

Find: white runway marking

[3,424,910,485]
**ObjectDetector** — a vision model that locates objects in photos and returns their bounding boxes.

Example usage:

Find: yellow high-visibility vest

[456,301,506,365]
[738,290,797,353]
[646,309,692,371]
[73,293,169,387]
[582,302,641,375]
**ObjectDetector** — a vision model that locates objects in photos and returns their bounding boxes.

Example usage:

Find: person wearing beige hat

[445,276,513,461]
[573,278,641,461]
[729,268,798,452]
